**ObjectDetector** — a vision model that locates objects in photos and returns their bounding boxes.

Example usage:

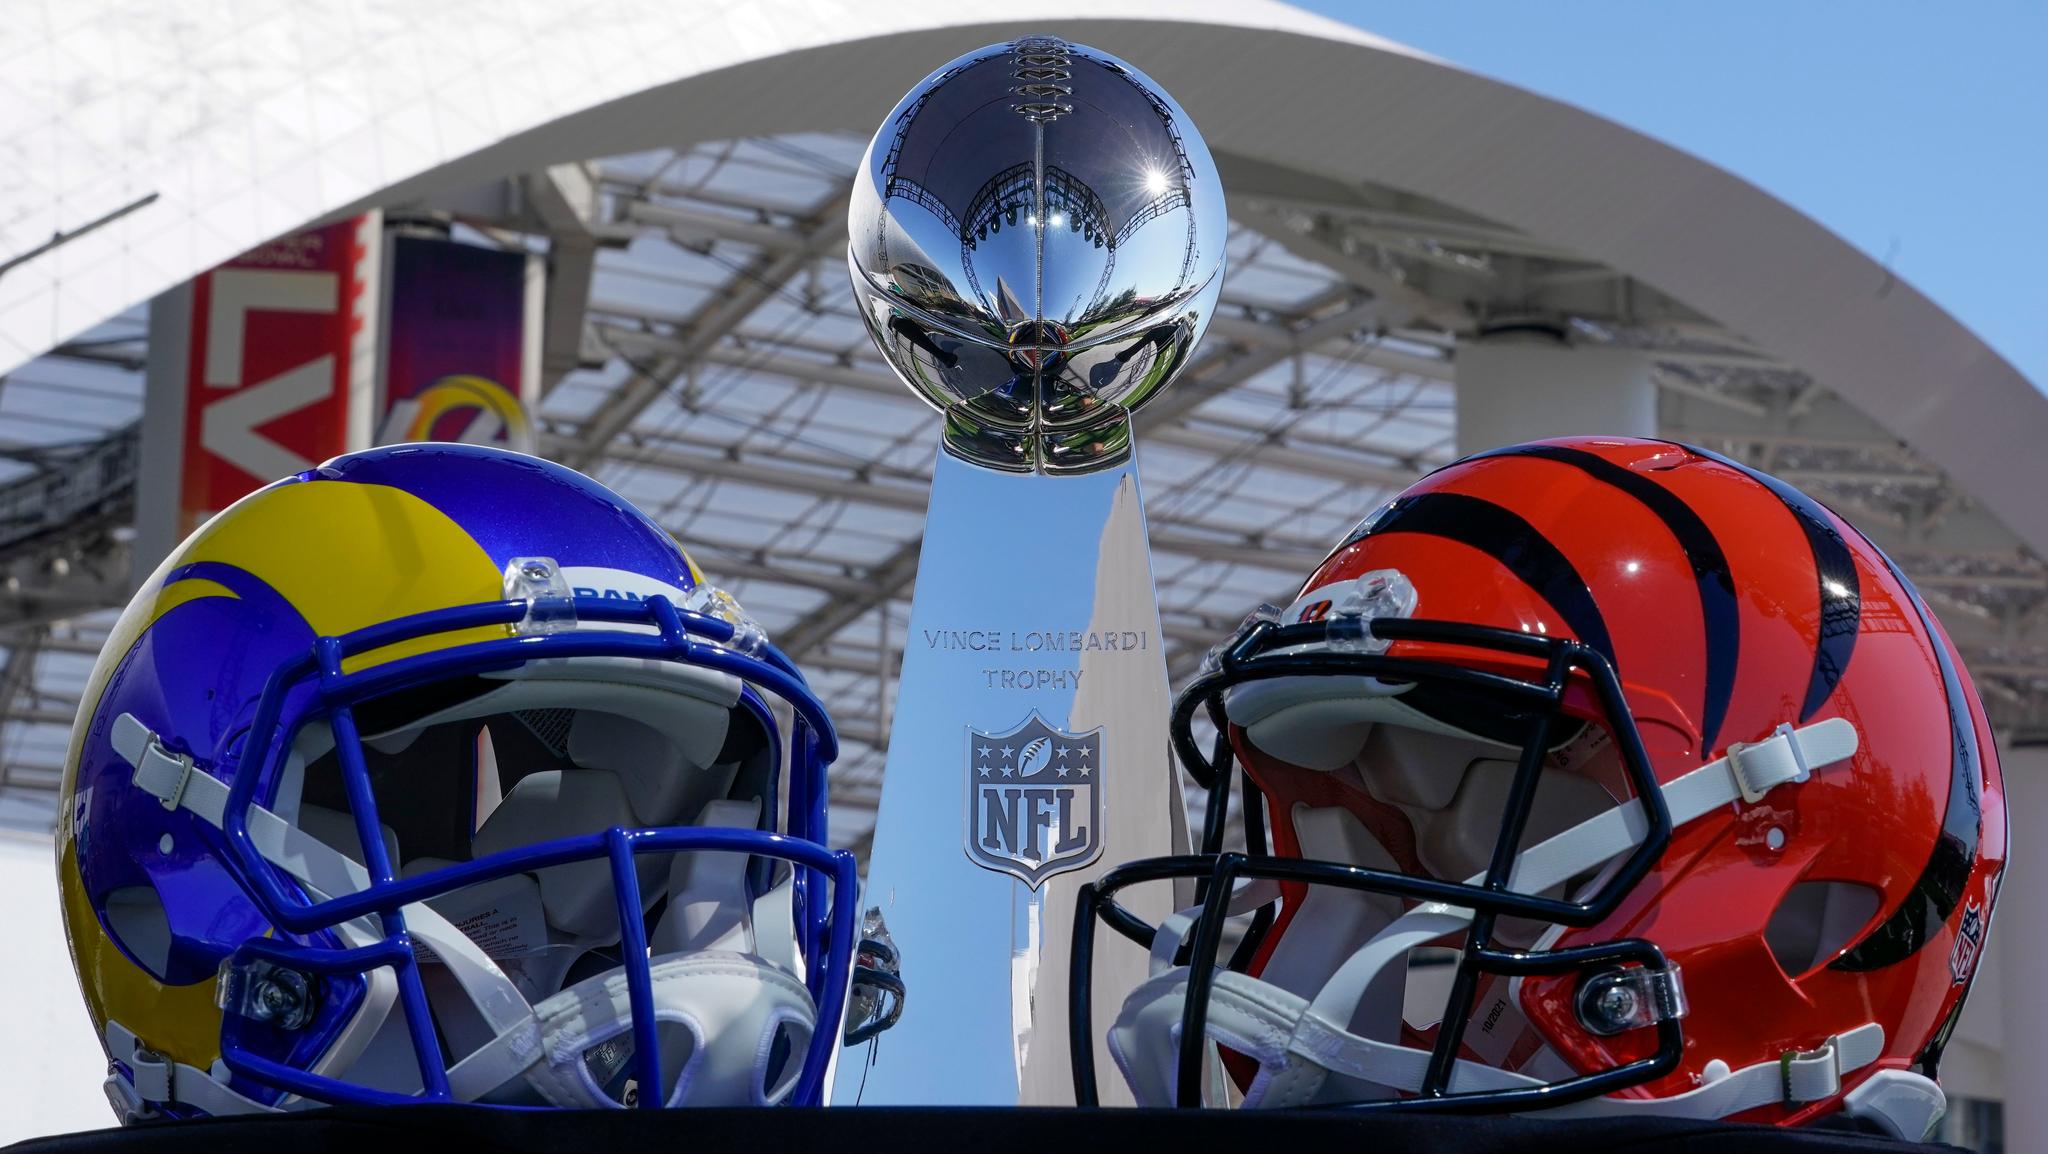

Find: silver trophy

[838,37,1226,1105]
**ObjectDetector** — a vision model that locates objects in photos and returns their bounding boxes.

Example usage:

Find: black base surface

[8,1108,1960,1154]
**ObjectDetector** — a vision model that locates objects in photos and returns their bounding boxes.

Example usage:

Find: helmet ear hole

[1400,947,1459,1031]
[1765,880,1882,977]
[98,858,271,987]
[102,884,174,978]
[762,1018,809,1104]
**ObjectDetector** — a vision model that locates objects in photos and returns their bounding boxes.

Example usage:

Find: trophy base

[9,1105,1941,1153]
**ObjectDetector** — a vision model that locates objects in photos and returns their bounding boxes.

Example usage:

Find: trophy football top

[848,36,1228,475]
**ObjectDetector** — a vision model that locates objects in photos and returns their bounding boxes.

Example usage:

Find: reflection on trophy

[849,35,1219,475]
[840,36,1226,1104]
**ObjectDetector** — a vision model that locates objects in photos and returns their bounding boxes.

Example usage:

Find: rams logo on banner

[379,374,534,453]
[964,711,1103,888]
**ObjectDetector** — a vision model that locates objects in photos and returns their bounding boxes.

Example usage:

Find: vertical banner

[135,212,381,579]
[376,234,541,452]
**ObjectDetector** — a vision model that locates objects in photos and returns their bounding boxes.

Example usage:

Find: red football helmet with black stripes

[1070,437,2004,1138]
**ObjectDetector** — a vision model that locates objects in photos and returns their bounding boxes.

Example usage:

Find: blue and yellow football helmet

[58,444,866,1117]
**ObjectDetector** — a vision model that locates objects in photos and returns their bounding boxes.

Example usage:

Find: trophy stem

[838,449,1184,1105]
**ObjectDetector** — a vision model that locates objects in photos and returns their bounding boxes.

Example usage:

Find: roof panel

[4,127,2043,855]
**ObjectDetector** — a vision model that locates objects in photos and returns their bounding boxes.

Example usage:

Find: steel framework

[3,135,2043,856]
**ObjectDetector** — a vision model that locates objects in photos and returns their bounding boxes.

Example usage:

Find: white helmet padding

[1228,670,1619,950]
[268,652,817,1108]
[296,804,400,874]
[517,949,815,1108]
[1113,667,1625,1106]
[490,655,741,824]
[1420,758,1614,885]
[1112,906,1481,1109]
[1230,676,1477,772]
[1113,657,1886,1120]
[653,798,768,957]
[471,769,664,941]
[1253,806,1401,1004]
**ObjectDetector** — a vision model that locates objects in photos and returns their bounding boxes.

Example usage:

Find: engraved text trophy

[838,37,1226,1105]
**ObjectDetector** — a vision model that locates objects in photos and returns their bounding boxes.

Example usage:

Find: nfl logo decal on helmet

[964,712,1103,888]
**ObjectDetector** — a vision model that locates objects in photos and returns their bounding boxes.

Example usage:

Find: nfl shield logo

[1949,898,1985,984]
[964,711,1104,888]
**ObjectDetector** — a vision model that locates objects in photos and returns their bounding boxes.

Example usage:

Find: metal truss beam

[579,433,1337,567]
[562,187,849,468]
[0,628,48,788]
[525,164,602,390]
[1137,292,1383,430]
[1212,151,1578,262]
[773,536,922,659]
[1215,153,1722,336]
[4,136,2040,837]
[1232,201,1474,332]
[1199,311,1451,380]
[624,199,814,253]
[681,338,1432,489]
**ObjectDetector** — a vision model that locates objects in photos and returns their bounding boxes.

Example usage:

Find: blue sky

[1297,1,2048,390]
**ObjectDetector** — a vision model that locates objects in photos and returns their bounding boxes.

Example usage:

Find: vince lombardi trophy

[839,37,1226,1104]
